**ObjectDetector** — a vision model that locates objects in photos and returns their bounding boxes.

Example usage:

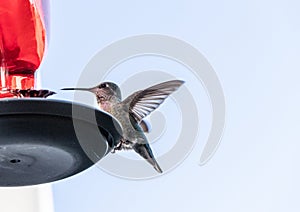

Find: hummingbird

[62,80,184,173]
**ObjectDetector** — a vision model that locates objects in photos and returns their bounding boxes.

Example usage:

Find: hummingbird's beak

[61,87,91,91]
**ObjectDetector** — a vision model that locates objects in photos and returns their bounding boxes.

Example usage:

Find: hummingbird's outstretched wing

[122,80,184,123]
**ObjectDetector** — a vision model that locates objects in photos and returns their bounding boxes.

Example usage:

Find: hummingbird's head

[61,81,122,102]
[92,82,122,102]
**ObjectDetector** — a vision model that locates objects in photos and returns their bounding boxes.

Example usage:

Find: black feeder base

[0,99,122,187]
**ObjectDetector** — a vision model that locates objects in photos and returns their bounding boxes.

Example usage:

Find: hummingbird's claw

[112,140,123,153]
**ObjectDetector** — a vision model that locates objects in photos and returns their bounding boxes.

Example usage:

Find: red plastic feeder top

[0,0,47,97]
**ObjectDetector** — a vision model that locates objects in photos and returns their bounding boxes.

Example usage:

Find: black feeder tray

[0,99,122,187]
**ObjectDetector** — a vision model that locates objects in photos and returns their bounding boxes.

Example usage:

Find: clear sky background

[40,0,300,211]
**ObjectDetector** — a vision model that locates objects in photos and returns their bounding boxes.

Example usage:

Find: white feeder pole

[0,185,54,212]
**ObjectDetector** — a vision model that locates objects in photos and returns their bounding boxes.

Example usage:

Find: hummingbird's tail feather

[152,160,163,173]
[132,143,163,173]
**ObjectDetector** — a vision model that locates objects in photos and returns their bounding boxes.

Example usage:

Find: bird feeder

[0,0,121,186]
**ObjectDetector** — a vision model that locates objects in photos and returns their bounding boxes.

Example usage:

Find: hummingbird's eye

[99,83,107,89]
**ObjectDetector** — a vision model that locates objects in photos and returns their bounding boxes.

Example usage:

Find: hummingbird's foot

[111,140,123,153]
[111,146,121,153]
[111,139,132,153]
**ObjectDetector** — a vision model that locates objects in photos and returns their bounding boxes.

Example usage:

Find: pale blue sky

[40,0,300,211]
